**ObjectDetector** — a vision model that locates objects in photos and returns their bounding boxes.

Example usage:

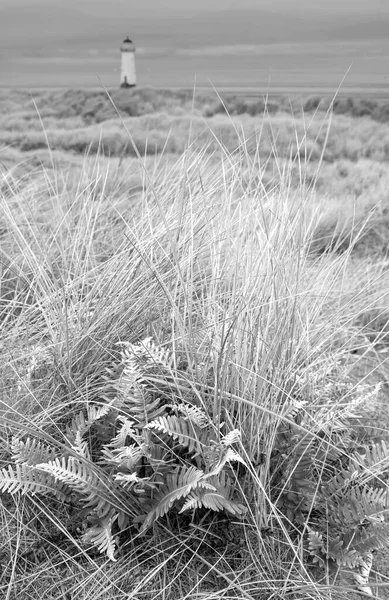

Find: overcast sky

[2,0,389,88]
[2,0,389,14]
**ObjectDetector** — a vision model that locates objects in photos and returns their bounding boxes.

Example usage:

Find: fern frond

[323,467,361,500]
[307,529,325,565]
[121,338,173,371]
[114,355,165,427]
[352,439,389,483]
[100,443,146,470]
[335,486,389,527]
[115,472,159,493]
[221,429,242,447]
[343,523,389,555]
[36,457,126,518]
[71,430,90,459]
[141,466,209,531]
[354,552,373,597]
[11,436,57,465]
[325,536,360,568]
[87,403,114,423]
[106,415,136,449]
[146,415,207,455]
[175,403,213,429]
[180,489,247,515]
[180,471,247,516]
[146,441,176,475]
[0,463,69,500]
[204,446,247,478]
[66,403,113,444]
[83,511,118,561]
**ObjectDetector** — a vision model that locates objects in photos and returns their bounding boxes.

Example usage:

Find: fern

[174,403,213,429]
[343,523,389,556]
[203,445,247,477]
[100,443,146,470]
[114,472,157,493]
[180,472,247,516]
[83,511,118,562]
[276,381,389,593]
[11,436,57,465]
[105,415,136,449]
[0,463,70,500]
[120,338,173,371]
[66,403,114,446]
[145,415,209,456]
[141,466,212,531]
[352,439,389,484]
[36,456,131,519]
[0,338,247,561]
[113,349,166,427]
[354,551,374,597]
[71,430,91,459]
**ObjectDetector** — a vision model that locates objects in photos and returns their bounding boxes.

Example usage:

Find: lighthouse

[120,37,136,88]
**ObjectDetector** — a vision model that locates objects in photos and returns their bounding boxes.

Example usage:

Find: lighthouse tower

[120,37,136,88]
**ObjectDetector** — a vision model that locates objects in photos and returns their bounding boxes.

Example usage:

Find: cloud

[10,46,172,64]
[177,40,389,58]
[10,56,116,65]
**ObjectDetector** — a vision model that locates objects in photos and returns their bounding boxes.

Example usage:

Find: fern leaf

[354,552,373,597]
[0,463,69,500]
[121,338,173,370]
[11,436,57,465]
[36,457,124,518]
[353,552,374,596]
[141,466,207,531]
[180,488,247,516]
[353,439,389,483]
[307,529,325,564]
[204,446,247,478]
[221,429,241,447]
[344,523,389,555]
[116,360,165,427]
[308,530,360,568]
[327,537,360,568]
[71,430,90,459]
[146,415,206,455]
[105,415,136,449]
[180,470,246,516]
[83,511,118,561]
[175,404,212,429]
[100,443,146,470]
[66,404,113,445]
[115,472,158,493]
[36,457,98,494]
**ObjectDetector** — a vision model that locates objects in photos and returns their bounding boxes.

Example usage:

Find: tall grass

[1,108,389,599]
[4,108,389,164]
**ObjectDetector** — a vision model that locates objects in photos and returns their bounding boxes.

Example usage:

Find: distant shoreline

[2,84,389,101]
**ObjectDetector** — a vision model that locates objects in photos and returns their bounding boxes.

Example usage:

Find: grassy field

[2,87,389,600]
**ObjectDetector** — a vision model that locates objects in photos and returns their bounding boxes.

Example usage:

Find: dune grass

[1,95,389,599]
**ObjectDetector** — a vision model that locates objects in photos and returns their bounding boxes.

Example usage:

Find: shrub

[372,103,389,123]
[303,96,324,112]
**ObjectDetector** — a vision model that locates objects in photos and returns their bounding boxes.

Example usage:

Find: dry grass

[1,89,389,599]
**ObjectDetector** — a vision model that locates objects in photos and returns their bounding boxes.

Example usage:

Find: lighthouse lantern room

[120,37,136,88]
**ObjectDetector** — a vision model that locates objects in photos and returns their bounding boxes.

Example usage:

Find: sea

[2,47,389,99]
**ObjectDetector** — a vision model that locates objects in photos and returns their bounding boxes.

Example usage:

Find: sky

[2,0,389,13]
[1,0,389,89]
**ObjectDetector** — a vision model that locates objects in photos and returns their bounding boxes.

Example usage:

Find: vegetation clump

[1,90,389,598]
